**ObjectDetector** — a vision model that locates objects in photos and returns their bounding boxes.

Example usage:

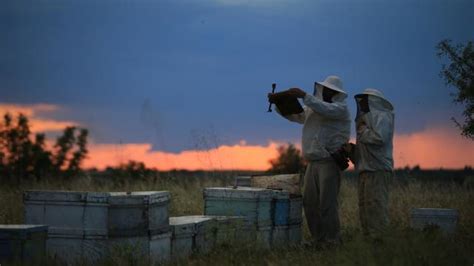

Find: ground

[0,172,472,266]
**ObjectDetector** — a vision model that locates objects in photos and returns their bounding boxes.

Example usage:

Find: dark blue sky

[1,0,473,152]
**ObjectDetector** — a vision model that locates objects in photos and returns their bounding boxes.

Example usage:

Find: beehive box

[204,187,273,228]
[411,208,459,234]
[288,224,302,245]
[108,191,170,237]
[108,232,172,264]
[256,226,273,248]
[210,216,247,245]
[169,217,194,259]
[47,227,108,265]
[0,225,48,263]
[169,215,215,259]
[272,225,288,247]
[192,216,216,253]
[289,195,303,225]
[273,190,290,226]
[24,190,109,235]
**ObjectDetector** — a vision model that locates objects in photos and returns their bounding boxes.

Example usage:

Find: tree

[0,113,34,182]
[31,133,53,181]
[437,39,474,139]
[66,128,88,177]
[0,112,89,182]
[268,143,306,174]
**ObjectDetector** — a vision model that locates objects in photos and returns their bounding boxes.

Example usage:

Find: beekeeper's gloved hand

[357,120,367,134]
[268,93,277,103]
[342,143,355,154]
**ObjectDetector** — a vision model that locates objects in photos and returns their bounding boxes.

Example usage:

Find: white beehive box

[0,224,48,263]
[411,208,459,235]
[24,190,109,235]
[169,217,194,259]
[47,227,108,265]
[169,216,215,259]
[109,232,172,264]
[108,191,170,237]
[191,216,216,253]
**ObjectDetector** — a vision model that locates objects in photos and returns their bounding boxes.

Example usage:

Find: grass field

[0,172,473,266]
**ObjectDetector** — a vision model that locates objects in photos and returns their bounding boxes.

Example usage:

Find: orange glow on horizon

[84,141,282,171]
[0,103,78,133]
[393,126,474,169]
[1,103,472,171]
[84,126,474,171]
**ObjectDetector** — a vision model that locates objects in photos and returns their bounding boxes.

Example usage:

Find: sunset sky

[1,0,473,170]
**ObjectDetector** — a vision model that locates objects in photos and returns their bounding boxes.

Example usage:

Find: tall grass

[0,174,472,265]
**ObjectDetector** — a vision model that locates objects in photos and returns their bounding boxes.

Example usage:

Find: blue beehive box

[272,191,303,246]
[272,190,290,226]
[0,224,48,263]
[203,187,273,228]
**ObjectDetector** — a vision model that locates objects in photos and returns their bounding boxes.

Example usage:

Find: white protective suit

[279,82,351,161]
[353,89,394,172]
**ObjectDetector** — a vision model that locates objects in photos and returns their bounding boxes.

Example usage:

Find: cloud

[0,103,78,133]
[84,141,282,171]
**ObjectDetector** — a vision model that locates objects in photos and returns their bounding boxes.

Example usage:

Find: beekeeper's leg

[318,159,341,242]
[358,172,369,235]
[361,171,391,238]
[303,162,322,241]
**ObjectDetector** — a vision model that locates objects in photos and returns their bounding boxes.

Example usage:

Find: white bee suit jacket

[276,86,351,161]
[354,92,395,172]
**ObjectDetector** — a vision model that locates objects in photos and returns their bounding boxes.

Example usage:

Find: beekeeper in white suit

[268,75,351,244]
[344,88,394,238]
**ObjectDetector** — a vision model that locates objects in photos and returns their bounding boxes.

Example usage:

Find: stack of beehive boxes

[23,190,171,264]
[203,187,277,248]
[271,190,303,246]
[203,187,303,248]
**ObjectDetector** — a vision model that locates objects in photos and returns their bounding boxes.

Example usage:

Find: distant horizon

[81,166,473,172]
[1,103,473,171]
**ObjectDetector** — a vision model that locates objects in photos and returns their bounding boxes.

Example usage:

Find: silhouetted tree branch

[437,39,474,139]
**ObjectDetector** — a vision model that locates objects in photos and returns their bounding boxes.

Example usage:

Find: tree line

[0,113,88,183]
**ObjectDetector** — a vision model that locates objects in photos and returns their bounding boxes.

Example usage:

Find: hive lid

[0,224,48,240]
[24,190,109,203]
[109,191,171,205]
[48,227,108,238]
[203,187,273,199]
[170,216,214,235]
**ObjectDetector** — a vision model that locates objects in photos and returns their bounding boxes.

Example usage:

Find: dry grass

[0,174,473,266]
